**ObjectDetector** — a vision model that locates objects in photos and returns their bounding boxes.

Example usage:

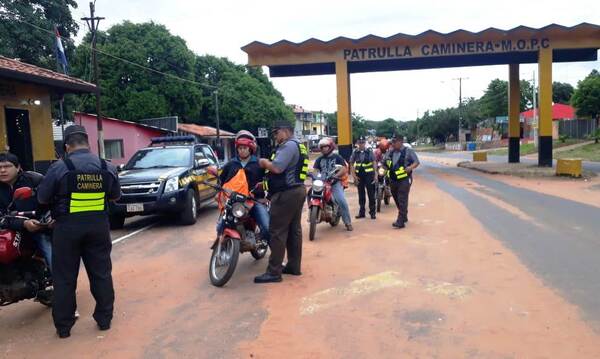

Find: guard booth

[0,56,96,173]
[242,23,600,166]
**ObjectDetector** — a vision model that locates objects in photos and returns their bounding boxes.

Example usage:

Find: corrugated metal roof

[178,123,235,138]
[242,23,600,54]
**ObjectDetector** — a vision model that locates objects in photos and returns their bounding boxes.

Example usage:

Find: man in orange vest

[216,131,269,243]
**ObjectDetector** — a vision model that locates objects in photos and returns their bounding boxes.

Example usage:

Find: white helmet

[318,137,336,153]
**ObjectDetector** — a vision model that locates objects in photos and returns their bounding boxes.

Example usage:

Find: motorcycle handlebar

[200,181,258,202]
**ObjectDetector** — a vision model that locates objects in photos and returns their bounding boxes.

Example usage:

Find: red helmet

[235,130,257,153]
[378,139,390,152]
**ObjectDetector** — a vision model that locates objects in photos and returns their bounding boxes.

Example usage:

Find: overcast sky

[74,0,599,122]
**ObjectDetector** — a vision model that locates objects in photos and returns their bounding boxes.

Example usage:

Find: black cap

[64,125,88,141]
[356,136,366,143]
[271,121,294,131]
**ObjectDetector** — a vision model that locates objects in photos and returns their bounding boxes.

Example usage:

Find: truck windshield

[125,148,191,170]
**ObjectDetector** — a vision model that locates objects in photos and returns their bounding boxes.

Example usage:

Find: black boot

[355,213,365,219]
[254,272,283,283]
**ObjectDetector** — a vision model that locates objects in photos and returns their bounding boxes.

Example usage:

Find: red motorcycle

[0,187,52,307]
[202,181,269,287]
[307,171,341,241]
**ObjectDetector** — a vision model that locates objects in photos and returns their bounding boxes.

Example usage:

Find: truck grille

[121,181,161,195]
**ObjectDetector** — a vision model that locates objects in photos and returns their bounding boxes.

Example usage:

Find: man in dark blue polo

[38,125,120,338]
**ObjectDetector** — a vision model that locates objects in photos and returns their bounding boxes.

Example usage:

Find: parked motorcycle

[0,187,53,307]
[375,162,392,212]
[307,171,341,241]
[203,181,268,287]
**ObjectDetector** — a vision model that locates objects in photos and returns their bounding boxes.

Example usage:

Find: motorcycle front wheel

[309,206,319,241]
[209,237,240,287]
[376,187,383,212]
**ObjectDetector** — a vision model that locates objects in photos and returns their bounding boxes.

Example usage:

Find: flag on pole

[54,26,69,74]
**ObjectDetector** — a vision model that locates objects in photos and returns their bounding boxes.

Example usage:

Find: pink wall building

[74,112,172,165]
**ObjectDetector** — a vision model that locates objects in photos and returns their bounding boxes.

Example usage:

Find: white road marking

[300,272,473,315]
[112,223,157,245]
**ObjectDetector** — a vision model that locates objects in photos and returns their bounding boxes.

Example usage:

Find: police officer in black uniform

[38,125,120,338]
[349,137,377,219]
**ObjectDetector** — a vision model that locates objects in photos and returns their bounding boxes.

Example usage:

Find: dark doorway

[4,108,34,171]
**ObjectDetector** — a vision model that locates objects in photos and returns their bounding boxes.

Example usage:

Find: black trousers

[52,215,114,332]
[356,175,376,216]
[390,179,411,223]
[267,186,306,275]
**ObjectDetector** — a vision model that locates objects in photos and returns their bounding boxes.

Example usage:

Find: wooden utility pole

[82,2,105,158]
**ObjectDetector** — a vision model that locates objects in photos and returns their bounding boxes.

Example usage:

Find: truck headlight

[164,177,179,193]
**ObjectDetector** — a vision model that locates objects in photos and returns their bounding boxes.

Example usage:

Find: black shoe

[370,214,376,219]
[57,330,71,339]
[98,323,111,331]
[254,272,282,283]
[392,221,405,229]
[355,214,365,219]
[345,223,354,231]
[282,266,302,276]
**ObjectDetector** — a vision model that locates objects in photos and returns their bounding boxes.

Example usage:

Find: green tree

[352,113,368,141]
[553,82,575,104]
[0,0,79,69]
[376,118,399,137]
[571,70,600,143]
[480,79,533,118]
[72,22,203,122]
[194,55,293,131]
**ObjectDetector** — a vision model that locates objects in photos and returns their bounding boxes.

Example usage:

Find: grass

[555,142,600,162]
[487,139,586,156]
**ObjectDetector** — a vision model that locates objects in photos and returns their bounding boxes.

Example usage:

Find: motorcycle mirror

[13,187,33,200]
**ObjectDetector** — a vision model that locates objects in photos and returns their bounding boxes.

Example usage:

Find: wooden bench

[556,158,582,178]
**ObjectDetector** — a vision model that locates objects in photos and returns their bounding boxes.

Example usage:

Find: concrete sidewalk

[457,161,596,178]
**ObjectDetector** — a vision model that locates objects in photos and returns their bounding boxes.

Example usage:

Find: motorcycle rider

[215,130,269,243]
[312,137,353,231]
[349,137,377,219]
[0,152,52,271]
[374,139,390,163]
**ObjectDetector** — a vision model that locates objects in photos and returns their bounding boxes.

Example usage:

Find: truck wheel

[180,190,198,225]
[109,214,125,230]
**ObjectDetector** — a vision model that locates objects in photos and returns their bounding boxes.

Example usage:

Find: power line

[0,10,218,90]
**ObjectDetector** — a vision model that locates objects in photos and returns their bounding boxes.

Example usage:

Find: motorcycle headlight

[232,202,248,218]
[312,179,324,192]
[164,177,179,193]
[378,168,386,176]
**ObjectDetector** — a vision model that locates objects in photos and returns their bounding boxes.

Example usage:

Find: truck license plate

[126,203,144,213]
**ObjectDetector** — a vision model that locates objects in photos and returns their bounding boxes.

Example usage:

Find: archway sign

[242,23,600,166]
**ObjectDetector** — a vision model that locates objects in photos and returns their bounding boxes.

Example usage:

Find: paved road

[421,159,600,328]
[2,161,600,358]
[420,151,600,173]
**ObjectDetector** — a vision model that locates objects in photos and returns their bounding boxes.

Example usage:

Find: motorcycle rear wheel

[376,187,383,212]
[36,288,53,307]
[209,237,240,287]
[330,205,341,227]
[309,207,319,241]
